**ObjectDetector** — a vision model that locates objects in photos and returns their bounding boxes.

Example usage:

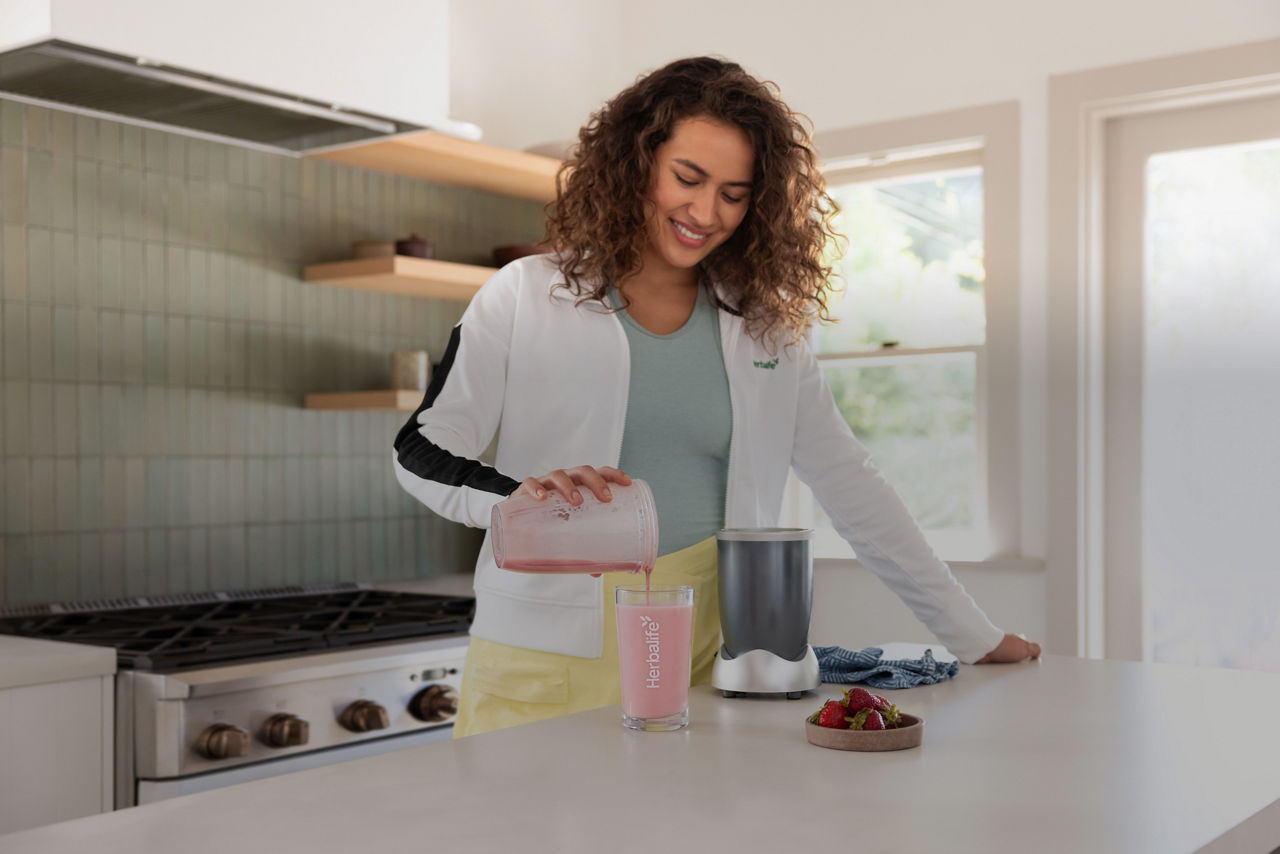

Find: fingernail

[602,488,611,499]
[536,490,546,498]
[571,490,582,502]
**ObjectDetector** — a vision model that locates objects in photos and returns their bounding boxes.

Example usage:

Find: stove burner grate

[0,585,474,672]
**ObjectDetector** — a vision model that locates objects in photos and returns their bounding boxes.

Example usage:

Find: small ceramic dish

[805,713,924,751]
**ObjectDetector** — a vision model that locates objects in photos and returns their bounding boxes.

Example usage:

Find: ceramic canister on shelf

[391,351,430,390]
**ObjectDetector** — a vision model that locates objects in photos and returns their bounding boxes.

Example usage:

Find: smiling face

[640,115,755,281]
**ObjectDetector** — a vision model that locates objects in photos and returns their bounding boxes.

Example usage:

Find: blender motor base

[711,646,821,696]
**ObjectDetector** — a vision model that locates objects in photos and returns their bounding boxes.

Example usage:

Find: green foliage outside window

[814,170,986,532]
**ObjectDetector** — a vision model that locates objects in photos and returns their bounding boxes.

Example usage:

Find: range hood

[0,39,480,153]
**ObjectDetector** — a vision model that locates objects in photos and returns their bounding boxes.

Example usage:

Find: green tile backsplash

[0,99,545,605]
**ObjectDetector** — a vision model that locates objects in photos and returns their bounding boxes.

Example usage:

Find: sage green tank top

[612,286,732,554]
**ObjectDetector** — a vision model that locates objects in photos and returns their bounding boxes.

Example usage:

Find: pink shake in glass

[615,586,694,731]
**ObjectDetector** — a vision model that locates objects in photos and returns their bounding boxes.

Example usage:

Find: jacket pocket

[470,655,570,705]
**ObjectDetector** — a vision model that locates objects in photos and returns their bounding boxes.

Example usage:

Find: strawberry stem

[846,708,871,730]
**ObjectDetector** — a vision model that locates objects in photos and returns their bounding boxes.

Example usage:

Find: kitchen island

[2,654,1278,853]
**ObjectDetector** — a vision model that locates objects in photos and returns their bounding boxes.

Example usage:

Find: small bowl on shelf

[805,713,924,751]
[395,234,435,259]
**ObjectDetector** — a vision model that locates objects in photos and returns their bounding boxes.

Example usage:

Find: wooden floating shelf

[304,389,424,412]
[302,255,496,301]
[309,131,560,202]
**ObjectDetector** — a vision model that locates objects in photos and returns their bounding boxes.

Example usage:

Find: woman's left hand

[975,632,1042,664]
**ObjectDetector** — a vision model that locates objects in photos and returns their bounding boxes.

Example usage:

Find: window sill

[814,555,1045,575]
[811,526,1015,566]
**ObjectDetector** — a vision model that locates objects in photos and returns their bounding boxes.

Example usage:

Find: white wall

[448,0,625,153]
[449,0,1280,650]
[0,0,51,51]
[810,561,1046,652]
[451,0,1280,152]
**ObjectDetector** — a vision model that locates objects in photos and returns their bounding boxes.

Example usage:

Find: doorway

[1103,94,1280,668]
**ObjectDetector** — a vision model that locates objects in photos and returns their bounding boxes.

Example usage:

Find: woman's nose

[688,188,716,225]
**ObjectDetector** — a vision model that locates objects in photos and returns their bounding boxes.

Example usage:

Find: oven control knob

[339,700,390,732]
[260,713,310,748]
[195,723,251,760]
[408,684,458,722]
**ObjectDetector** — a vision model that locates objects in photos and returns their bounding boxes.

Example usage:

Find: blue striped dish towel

[813,645,958,689]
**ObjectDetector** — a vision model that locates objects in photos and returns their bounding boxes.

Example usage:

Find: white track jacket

[393,255,1004,663]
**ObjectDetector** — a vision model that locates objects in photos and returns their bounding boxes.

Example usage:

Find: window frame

[790,102,1021,563]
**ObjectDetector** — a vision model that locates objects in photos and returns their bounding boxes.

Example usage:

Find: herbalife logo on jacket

[753,357,779,370]
[640,615,662,688]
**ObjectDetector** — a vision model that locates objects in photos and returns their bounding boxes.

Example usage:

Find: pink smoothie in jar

[491,480,658,577]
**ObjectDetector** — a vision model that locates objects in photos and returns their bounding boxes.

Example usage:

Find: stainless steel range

[0,583,472,807]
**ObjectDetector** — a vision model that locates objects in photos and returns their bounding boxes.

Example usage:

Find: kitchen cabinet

[0,637,115,835]
[5,0,455,136]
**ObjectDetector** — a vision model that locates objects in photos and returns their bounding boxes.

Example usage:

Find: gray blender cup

[711,528,820,699]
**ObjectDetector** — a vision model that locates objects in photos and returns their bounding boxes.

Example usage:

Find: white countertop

[0,635,117,691]
[3,655,1278,852]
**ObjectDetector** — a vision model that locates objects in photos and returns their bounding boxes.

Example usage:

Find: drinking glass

[615,585,694,731]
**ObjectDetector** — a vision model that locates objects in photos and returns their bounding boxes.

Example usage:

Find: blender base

[711,645,821,696]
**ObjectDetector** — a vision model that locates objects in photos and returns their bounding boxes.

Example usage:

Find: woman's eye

[675,174,698,187]
[723,194,746,204]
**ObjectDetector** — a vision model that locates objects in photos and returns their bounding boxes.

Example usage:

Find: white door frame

[1046,37,1280,658]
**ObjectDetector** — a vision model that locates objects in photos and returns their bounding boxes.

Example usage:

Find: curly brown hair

[544,56,841,349]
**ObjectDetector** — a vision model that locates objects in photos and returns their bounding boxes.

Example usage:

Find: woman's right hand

[975,633,1042,664]
[514,466,633,505]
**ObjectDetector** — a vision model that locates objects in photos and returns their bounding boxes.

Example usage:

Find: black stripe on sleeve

[393,324,520,497]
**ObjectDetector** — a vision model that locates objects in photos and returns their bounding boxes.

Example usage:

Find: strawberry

[870,694,903,727]
[843,688,905,728]
[861,710,886,731]
[810,700,849,729]
[842,687,879,714]
[846,707,866,729]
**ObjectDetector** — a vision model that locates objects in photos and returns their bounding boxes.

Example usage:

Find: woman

[394,56,1040,737]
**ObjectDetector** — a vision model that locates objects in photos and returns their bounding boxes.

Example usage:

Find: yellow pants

[453,536,720,738]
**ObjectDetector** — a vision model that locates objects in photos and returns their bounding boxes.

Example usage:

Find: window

[792,104,1021,564]
[794,153,988,558]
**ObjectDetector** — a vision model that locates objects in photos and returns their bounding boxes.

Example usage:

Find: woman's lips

[670,219,710,248]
